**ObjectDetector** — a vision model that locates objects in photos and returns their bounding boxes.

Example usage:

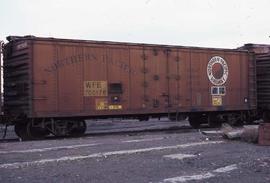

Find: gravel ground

[0,119,269,183]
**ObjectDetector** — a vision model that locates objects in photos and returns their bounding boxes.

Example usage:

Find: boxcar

[240,44,270,120]
[1,36,257,139]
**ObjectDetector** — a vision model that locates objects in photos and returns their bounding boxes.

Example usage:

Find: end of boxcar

[0,36,87,140]
[240,44,270,123]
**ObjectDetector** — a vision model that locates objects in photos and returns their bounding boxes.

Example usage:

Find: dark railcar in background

[0,41,2,115]
[240,44,270,120]
[1,36,257,139]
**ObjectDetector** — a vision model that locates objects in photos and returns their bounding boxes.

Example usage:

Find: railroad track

[0,123,215,142]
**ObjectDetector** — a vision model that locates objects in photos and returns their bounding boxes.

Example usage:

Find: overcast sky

[0,0,270,48]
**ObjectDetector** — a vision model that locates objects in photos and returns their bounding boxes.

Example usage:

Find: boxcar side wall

[30,39,256,118]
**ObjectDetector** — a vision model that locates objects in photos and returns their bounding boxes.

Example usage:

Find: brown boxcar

[2,36,257,139]
[240,44,270,114]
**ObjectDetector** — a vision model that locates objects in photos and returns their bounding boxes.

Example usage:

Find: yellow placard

[212,96,222,106]
[108,105,123,110]
[95,98,108,110]
[84,81,108,96]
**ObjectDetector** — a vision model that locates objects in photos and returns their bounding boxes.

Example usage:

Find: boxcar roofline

[6,35,249,53]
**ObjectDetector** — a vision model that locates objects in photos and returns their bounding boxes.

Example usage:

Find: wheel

[208,115,222,128]
[76,120,87,134]
[15,121,49,140]
[14,122,30,140]
[26,122,50,139]
[70,120,87,136]
[188,115,201,129]
[14,123,22,138]
[263,111,270,122]
[14,122,26,138]
[48,119,85,137]
[226,113,244,126]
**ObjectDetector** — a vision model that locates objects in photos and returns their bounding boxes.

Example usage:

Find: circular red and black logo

[207,56,228,86]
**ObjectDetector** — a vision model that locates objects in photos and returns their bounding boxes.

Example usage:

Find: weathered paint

[3,36,256,118]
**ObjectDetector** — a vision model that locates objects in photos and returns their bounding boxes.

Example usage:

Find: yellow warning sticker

[212,96,222,106]
[84,81,108,96]
[108,105,123,110]
[95,98,108,110]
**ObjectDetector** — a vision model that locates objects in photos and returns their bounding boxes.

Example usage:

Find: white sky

[0,0,270,48]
